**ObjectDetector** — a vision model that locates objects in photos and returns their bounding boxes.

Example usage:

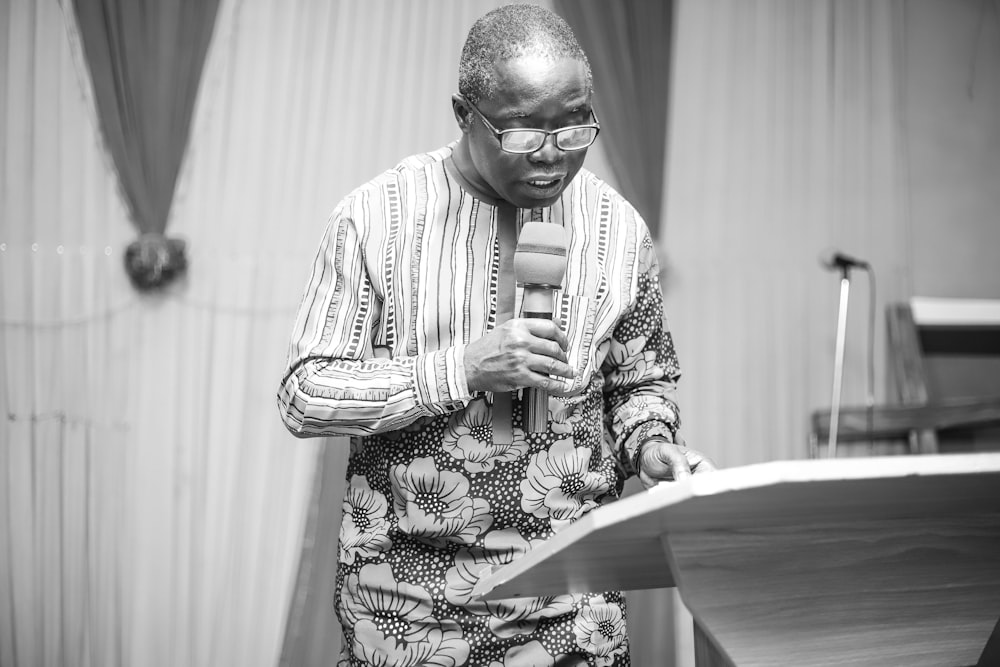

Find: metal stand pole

[827,268,852,458]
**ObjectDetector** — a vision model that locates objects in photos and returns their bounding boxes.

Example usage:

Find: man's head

[452,4,597,208]
[458,4,592,106]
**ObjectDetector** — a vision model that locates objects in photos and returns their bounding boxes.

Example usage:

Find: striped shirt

[277,143,681,665]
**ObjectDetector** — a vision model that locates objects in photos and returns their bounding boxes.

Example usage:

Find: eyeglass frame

[462,96,601,154]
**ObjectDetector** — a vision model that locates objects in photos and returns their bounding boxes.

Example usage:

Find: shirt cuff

[622,420,678,476]
[413,345,474,413]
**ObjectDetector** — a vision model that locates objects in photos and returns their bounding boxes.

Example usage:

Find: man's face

[461,56,593,208]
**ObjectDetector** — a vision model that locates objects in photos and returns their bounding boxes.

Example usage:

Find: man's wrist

[633,435,676,475]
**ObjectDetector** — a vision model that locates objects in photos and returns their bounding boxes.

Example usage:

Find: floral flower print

[342,562,470,667]
[444,529,575,637]
[604,334,661,388]
[442,398,528,472]
[638,233,657,274]
[573,595,628,666]
[339,475,392,564]
[548,401,576,436]
[520,439,611,530]
[390,456,493,545]
[444,529,527,611]
[487,640,584,666]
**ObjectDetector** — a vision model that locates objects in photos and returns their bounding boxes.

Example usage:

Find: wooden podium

[473,454,1000,666]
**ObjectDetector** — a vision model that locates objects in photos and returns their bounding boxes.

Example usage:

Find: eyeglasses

[464,98,600,154]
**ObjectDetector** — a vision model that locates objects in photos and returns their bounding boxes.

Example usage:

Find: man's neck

[450,138,505,203]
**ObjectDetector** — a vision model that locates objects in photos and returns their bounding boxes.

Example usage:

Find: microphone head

[818,248,869,270]
[514,222,567,287]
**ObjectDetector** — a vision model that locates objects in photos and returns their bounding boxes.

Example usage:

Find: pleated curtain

[0,1,621,666]
[652,3,910,662]
[1,1,913,666]
[664,0,910,472]
[71,0,219,237]
[1,0,322,663]
[547,2,682,662]
[554,0,673,233]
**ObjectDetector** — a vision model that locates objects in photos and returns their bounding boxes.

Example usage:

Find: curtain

[634,2,910,663]
[666,11,913,662]
[665,0,910,470]
[1,1,321,665]
[71,0,220,237]
[550,3,680,663]
[1,1,624,666]
[2,0,914,664]
[555,0,673,233]
[266,3,620,663]
[7,1,913,666]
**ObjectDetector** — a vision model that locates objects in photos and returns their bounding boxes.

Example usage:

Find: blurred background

[2,0,999,665]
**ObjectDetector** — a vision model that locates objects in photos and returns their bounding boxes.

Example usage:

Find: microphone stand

[827,265,853,458]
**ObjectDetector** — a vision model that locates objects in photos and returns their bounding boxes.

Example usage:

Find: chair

[809,298,1000,457]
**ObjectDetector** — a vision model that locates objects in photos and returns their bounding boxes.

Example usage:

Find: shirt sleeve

[601,232,682,476]
[276,195,472,438]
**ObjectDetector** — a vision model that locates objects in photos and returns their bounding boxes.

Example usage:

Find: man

[277,4,713,665]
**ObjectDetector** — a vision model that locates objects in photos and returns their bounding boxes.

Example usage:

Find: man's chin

[505,185,566,209]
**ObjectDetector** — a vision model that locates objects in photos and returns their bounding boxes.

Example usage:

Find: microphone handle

[523,309,552,433]
[521,284,556,434]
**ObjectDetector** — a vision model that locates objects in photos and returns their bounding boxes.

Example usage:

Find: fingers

[545,381,577,398]
[512,319,574,387]
[521,318,570,353]
[637,440,688,489]
[504,330,575,387]
[493,318,569,365]
[526,349,575,379]
[663,445,692,480]
[465,318,576,394]
[686,449,718,473]
[637,439,718,489]
[525,339,570,367]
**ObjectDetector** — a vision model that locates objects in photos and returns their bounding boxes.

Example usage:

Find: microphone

[819,249,870,271]
[514,222,568,433]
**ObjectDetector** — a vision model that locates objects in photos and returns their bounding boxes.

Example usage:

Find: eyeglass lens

[501,126,598,153]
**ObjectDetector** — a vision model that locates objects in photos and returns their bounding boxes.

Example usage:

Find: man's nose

[528,134,563,164]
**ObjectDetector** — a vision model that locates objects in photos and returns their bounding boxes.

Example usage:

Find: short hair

[458,4,593,105]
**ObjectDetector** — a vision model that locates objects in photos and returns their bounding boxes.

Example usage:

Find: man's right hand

[464,318,576,394]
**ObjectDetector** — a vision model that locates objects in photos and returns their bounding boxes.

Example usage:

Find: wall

[904,0,1000,451]
[905,0,1000,298]
[662,1,1000,662]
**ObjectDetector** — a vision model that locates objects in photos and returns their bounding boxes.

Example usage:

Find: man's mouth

[525,177,563,191]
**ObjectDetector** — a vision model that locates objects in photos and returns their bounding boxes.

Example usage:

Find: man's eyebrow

[502,105,591,121]
[502,109,531,120]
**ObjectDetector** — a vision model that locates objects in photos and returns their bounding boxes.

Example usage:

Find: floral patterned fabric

[278,145,682,666]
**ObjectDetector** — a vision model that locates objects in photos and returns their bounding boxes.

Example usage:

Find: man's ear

[452,94,473,133]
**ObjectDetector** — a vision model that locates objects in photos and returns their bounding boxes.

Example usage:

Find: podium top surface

[475,453,1000,600]
[474,453,1000,666]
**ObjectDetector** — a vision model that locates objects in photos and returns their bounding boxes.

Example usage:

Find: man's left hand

[636,433,716,489]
